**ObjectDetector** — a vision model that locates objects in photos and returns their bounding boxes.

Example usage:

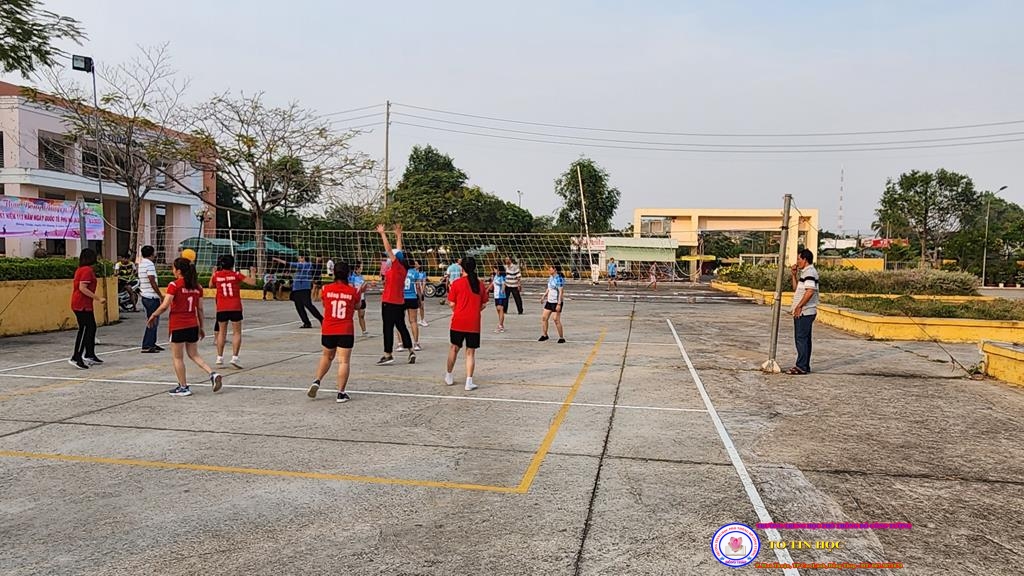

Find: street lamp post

[516,190,522,207]
[71,55,105,250]
[982,185,1009,287]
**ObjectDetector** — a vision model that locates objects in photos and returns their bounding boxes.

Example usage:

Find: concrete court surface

[1,284,1022,576]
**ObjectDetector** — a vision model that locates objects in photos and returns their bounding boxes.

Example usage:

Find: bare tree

[320,164,387,229]
[28,44,199,257]
[189,93,374,272]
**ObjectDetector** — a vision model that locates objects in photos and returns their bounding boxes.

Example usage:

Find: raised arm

[393,223,403,251]
[377,224,396,262]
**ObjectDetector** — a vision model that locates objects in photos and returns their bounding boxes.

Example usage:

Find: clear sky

[6,0,1023,232]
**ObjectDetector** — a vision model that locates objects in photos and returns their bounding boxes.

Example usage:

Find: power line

[392,111,1024,148]
[391,121,1024,154]
[393,102,1024,138]
[326,111,384,125]
[319,103,384,118]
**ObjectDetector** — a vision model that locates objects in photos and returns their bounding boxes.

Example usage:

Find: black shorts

[495,298,508,309]
[359,299,367,311]
[450,330,481,349]
[216,310,243,323]
[321,334,355,350]
[170,326,200,343]
[404,298,420,310]
[544,302,563,313]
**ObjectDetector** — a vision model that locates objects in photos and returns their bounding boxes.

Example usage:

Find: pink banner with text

[0,197,105,240]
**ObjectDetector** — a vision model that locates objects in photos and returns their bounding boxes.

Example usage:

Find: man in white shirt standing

[326,258,335,278]
[504,256,523,315]
[138,245,164,353]
[788,249,819,375]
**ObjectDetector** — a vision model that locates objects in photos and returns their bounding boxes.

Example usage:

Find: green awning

[237,237,298,256]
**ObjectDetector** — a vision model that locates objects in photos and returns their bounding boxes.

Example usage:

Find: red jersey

[382,257,407,305]
[447,276,489,333]
[167,278,203,331]
[321,281,360,335]
[71,265,97,311]
[212,270,244,312]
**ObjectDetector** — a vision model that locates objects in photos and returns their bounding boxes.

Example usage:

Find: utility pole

[517,190,522,207]
[383,100,391,209]
[762,194,793,374]
[576,164,593,269]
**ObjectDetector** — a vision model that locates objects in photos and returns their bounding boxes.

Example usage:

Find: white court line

[666,318,799,576]
[273,332,675,347]
[0,372,706,413]
[0,320,300,374]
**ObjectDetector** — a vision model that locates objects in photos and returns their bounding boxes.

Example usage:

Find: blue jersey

[607,262,618,276]
[493,274,506,299]
[546,274,564,304]
[403,269,419,299]
[349,272,365,300]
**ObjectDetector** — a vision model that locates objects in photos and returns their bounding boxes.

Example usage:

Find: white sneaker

[396,345,406,352]
[465,380,478,391]
[361,331,369,337]
[444,372,454,386]
[418,320,429,327]
[215,356,223,366]
[230,357,242,369]
[413,343,422,351]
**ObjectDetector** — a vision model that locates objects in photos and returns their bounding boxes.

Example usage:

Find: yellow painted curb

[982,342,1024,388]
[0,277,120,337]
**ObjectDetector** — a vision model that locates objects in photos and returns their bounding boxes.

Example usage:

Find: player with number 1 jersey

[308,261,365,403]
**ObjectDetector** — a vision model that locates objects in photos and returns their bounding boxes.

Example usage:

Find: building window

[82,147,101,179]
[152,162,169,189]
[39,137,69,172]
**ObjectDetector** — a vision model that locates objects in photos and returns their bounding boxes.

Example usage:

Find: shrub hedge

[0,257,115,281]
[717,264,979,296]
[826,295,1024,321]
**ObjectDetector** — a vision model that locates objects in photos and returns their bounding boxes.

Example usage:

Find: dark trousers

[290,289,323,326]
[141,296,161,349]
[794,314,816,373]
[72,309,97,360]
[506,286,523,314]
[382,302,412,354]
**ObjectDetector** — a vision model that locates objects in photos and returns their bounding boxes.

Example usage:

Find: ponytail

[463,256,480,294]
[336,261,351,284]
[174,257,199,290]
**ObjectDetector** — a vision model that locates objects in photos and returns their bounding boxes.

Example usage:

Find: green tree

[701,232,740,259]
[875,169,979,264]
[0,0,85,77]
[387,144,532,232]
[554,157,621,234]
[944,194,1024,279]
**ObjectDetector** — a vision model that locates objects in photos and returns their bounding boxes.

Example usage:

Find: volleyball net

[138,227,790,283]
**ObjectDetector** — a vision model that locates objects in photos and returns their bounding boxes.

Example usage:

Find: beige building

[633,206,820,270]
[0,80,215,262]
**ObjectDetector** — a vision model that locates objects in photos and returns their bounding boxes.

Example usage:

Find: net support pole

[576,164,593,269]
[762,194,793,374]
[227,210,235,258]
[77,200,88,250]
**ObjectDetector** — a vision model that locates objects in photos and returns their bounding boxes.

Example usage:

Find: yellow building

[632,207,820,277]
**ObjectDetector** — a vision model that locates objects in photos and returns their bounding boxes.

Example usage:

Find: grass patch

[825,295,1024,321]
[717,264,979,296]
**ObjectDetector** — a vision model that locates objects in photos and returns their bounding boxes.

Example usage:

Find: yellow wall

[710,281,1016,343]
[982,342,1024,388]
[0,277,119,337]
[819,257,885,272]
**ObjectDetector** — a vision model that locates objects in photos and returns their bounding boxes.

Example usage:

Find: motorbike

[423,277,448,298]
[118,278,142,312]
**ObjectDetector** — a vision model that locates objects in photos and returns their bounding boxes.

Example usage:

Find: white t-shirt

[326,259,335,276]
[546,275,564,304]
[791,264,820,316]
[138,258,159,299]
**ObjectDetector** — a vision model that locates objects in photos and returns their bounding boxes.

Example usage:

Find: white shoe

[215,356,223,366]
[418,320,429,327]
[396,345,406,352]
[444,372,454,386]
[465,381,478,391]
[230,357,242,369]
[413,343,422,351]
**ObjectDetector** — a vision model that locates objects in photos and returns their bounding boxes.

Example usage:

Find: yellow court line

[516,329,607,493]
[0,449,520,494]
[0,380,86,402]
